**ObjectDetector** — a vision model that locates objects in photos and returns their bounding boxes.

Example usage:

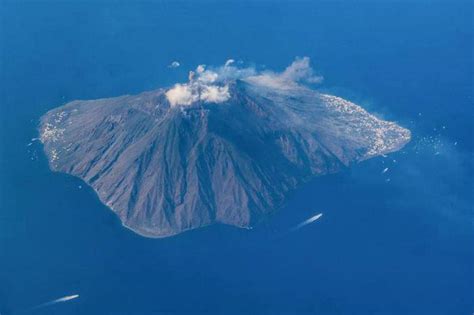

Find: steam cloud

[165,57,323,107]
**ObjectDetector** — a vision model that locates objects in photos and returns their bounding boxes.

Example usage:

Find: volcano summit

[39,58,410,238]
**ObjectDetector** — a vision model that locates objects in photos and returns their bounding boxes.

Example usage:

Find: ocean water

[0,1,472,314]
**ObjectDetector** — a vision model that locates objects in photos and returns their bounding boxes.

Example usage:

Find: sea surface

[0,1,472,314]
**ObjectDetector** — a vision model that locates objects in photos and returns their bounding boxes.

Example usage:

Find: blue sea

[0,1,472,314]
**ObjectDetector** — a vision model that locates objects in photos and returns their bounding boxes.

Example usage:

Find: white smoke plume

[165,57,322,107]
[246,57,323,90]
[168,61,180,68]
[165,83,199,106]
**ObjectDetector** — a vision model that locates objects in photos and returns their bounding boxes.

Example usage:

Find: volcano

[39,60,410,238]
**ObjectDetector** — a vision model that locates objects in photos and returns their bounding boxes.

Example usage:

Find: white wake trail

[291,213,323,231]
[31,294,79,310]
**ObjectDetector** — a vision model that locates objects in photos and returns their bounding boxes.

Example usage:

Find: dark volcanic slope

[39,80,410,238]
